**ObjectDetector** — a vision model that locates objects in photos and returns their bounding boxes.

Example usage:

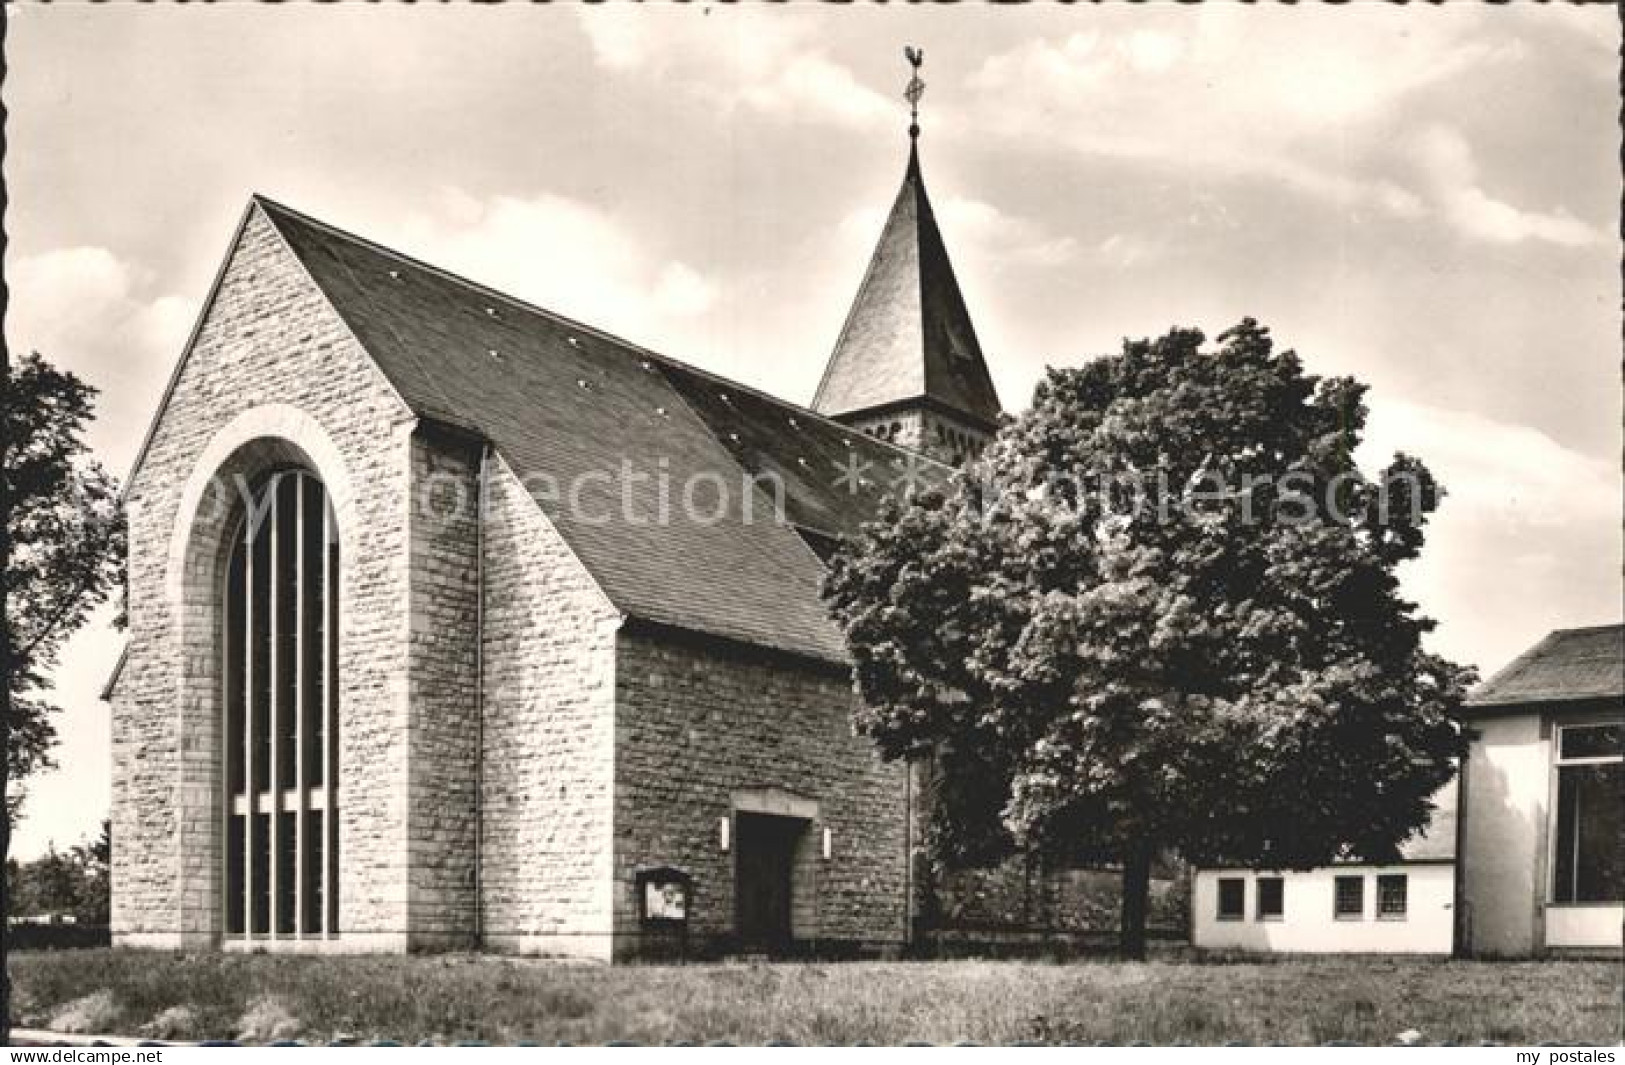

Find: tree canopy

[2,349,126,1035]
[2,351,126,783]
[823,320,1473,954]
[5,820,110,926]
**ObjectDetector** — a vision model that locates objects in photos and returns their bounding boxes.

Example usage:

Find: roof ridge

[250,194,948,473]
[1547,622,1624,637]
[813,145,924,413]
[812,139,1002,428]
[650,360,849,580]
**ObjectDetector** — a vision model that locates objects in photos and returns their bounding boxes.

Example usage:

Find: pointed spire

[812,52,1002,437]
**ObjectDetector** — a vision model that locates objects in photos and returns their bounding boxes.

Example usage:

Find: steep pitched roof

[813,142,1002,429]
[255,196,948,664]
[1464,623,1624,709]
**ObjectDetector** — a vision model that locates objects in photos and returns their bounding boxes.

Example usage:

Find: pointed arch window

[223,469,339,939]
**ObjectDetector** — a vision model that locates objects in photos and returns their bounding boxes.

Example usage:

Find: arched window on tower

[223,468,339,940]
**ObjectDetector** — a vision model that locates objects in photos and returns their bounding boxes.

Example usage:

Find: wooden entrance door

[734,812,802,952]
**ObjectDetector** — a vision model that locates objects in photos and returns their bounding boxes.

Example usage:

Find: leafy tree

[824,320,1472,957]
[2,351,127,1034]
[3,860,20,919]
[0,822,110,928]
[17,845,78,919]
[67,819,111,926]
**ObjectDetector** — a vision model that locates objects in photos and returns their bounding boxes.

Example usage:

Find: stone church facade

[108,132,1003,959]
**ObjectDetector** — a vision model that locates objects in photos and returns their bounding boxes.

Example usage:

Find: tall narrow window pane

[1256,877,1284,920]
[225,543,245,796]
[250,504,272,789]
[275,474,299,792]
[250,811,270,935]
[224,469,338,940]
[301,474,326,786]
[1556,762,1625,903]
[327,798,340,936]
[1217,877,1244,920]
[302,810,324,934]
[276,810,297,935]
[226,815,245,936]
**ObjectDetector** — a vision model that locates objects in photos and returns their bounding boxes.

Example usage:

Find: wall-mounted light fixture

[719,815,731,853]
[822,826,833,861]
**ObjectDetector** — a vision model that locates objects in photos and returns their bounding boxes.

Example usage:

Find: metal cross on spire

[904,46,925,140]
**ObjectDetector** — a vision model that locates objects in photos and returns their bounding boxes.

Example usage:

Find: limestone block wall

[611,629,908,955]
[845,408,990,466]
[113,203,416,949]
[403,428,484,948]
[477,458,620,958]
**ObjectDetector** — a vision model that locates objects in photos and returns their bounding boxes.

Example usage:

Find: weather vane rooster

[904,46,925,139]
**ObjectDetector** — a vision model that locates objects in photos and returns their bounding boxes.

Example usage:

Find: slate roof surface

[1464,624,1624,709]
[813,143,1003,429]
[258,196,949,664]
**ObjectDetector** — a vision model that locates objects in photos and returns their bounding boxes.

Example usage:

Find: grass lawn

[11,950,1622,1045]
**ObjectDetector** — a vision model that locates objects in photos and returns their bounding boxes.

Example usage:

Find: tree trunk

[1119,846,1152,961]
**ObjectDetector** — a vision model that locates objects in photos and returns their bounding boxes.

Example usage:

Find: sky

[4,4,1620,858]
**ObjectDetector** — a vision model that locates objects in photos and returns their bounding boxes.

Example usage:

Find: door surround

[731,788,820,951]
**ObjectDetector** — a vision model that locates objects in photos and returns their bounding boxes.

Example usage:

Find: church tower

[813,50,1003,467]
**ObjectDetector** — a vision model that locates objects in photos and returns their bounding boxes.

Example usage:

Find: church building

[107,98,1003,958]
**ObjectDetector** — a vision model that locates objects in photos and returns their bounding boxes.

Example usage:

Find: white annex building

[1456,624,1623,957]
[1191,787,1457,955]
[1193,624,1623,958]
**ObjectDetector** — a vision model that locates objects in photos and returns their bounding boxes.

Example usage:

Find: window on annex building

[1216,877,1245,921]
[1377,874,1408,919]
[1256,876,1284,921]
[224,469,339,939]
[1553,723,1624,904]
[1334,875,1365,920]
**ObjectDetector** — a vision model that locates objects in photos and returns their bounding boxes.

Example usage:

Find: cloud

[1363,398,1617,529]
[4,248,181,856]
[395,189,719,350]
[6,245,194,472]
[839,195,1079,272]
[652,262,717,318]
[574,4,652,73]
[1411,125,1607,247]
[1360,397,1620,668]
[576,6,892,131]
[964,10,1526,223]
[738,51,894,130]
[1120,30,1183,75]
[1095,233,1162,270]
